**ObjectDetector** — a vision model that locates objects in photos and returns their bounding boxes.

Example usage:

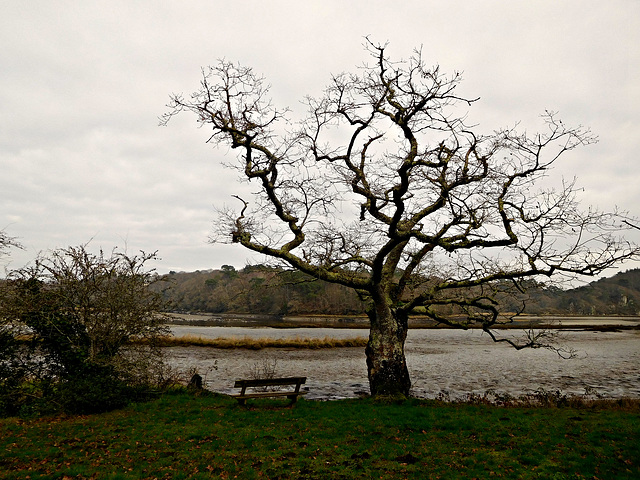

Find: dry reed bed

[154,334,368,349]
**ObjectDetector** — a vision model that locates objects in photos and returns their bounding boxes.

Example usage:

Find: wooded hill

[159,266,640,316]
[524,268,640,316]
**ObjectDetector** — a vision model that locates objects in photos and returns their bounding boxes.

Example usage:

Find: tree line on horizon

[159,265,640,317]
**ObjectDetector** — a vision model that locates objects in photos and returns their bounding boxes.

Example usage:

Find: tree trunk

[365,296,411,396]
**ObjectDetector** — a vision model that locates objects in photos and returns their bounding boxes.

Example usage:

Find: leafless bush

[247,355,280,391]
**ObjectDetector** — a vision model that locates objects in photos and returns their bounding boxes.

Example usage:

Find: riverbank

[166,312,640,330]
[2,392,638,479]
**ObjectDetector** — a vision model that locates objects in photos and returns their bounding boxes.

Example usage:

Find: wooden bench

[232,377,307,405]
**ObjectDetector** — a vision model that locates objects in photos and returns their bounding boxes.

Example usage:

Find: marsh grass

[152,334,368,349]
[1,392,638,479]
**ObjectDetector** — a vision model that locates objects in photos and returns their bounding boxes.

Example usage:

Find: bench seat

[232,376,307,405]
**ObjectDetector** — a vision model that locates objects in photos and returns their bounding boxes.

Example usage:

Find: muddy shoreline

[167,312,640,331]
[165,325,640,401]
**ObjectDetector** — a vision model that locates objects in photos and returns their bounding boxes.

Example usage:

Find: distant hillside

[546,268,640,316]
[157,266,640,316]
[158,265,364,316]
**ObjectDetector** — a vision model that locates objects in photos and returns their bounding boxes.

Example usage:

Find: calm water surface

[166,325,640,400]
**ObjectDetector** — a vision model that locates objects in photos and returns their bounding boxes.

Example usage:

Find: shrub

[0,245,172,416]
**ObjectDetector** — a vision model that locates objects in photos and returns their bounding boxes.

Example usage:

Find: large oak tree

[163,41,639,396]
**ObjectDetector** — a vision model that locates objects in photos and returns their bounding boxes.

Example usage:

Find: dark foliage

[160,266,640,317]
[159,265,365,315]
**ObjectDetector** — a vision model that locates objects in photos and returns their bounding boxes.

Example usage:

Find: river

[165,322,640,400]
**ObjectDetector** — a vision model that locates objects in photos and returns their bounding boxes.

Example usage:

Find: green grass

[1,392,638,479]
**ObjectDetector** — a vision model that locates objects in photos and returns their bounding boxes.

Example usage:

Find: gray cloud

[2,1,639,274]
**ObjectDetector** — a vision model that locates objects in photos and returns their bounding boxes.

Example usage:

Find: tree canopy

[164,40,639,395]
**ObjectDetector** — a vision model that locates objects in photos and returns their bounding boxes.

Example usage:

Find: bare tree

[0,229,21,259]
[162,41,639,396]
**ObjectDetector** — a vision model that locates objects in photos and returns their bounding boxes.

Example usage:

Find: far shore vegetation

[158,265,640,317]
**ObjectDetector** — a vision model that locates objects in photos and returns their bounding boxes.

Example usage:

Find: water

[166,325,640,400]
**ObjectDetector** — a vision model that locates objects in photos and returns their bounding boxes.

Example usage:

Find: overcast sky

[1,1,639,276]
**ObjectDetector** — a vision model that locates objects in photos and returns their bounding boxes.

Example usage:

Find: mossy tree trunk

[366,299,410,396]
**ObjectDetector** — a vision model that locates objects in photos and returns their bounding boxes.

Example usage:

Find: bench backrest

[234,377,306,388]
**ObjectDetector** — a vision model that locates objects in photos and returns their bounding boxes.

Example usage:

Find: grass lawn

[1,392,638,479]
